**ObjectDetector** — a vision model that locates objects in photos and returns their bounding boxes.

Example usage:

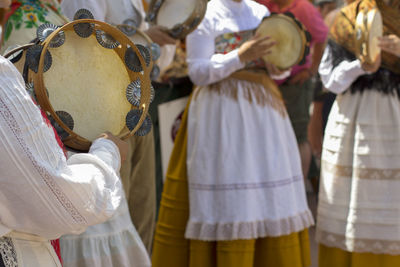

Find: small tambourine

[145,0,207,39]
[355,7,383,64]
[5,9,154,151]
[255,13,311,70]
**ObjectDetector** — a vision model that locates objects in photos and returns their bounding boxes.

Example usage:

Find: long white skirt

[317,90,400,255]
[60,194,150,267]
[185,78,314,241]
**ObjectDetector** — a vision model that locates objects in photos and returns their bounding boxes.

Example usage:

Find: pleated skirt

[317,90,400,265]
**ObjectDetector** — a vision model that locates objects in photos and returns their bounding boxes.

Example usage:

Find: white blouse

[187,0,270,86]
[318,45,367,94]
[0,56,122,240]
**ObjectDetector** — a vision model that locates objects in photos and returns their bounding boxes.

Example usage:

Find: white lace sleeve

[186,19,245,86]
[0,57,122,239]
[318,46,367,94]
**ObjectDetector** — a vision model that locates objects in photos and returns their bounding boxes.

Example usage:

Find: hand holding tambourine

[238,34,276,64]
[254,13,311,71]
[355,7,383,65]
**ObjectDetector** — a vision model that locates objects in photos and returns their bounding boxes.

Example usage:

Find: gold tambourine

[146,0,207,39]
[5,9,153,152]
[255,13,311,70]
[355,7,383,64]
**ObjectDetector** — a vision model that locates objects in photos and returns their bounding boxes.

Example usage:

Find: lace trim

[0,98,86,224]
[322,161,400,180]
[317,229,400,255]
[189,175,303,191]
[185,210,314,241]
[0,237,17,267]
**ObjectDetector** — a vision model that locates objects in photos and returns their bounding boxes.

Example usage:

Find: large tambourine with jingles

[117,19,161,80]
[354,7,383,64]
[255,13,311,70]
[5,9,154,151]
[145,0,207,39]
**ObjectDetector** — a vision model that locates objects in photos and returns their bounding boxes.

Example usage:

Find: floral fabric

[214,29,264,69]
[4,0,63,43]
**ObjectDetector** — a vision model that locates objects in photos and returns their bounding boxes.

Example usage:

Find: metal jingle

[189,17,201,30]
[120,19,138,36]
[145,12,155,23]
[125,46,142,72]
[56,110,74,131]
[37,23,65,48]
[126,109,142,131]
[49,111,74,140]
[135,114,152,136]
[284,12,295,19]
[125,109,152,136]
[137,44,151,67]
[150,64,160,80]
[73,9,95,38]
[26,44,53,73]
[170,25,184,39]
[73,22,94,38]
[95,30,120,49]
[25,82,49,100]
[154,0,163,10]
[305,30,311,43]
[73,8,94,20]
[49,117,69,140]
[147,43,161,61]
[126,79,142,107]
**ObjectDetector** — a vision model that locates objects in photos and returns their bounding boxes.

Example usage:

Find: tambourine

[255,13,311,70]
[146,0,207,39]
[355,7,383,64]
[5,9,153,151]
[117,20,161,80]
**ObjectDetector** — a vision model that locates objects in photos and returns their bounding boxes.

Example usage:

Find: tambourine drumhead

[256,15,305,70]
[44,31,131,141]
[368,9,382,62]
[156,0,197,29]
[355,8,383,63]
[29,17,152,151]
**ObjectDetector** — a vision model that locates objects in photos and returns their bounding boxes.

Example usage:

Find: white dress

[317,45,400,255]
[0,55,122,266]
[185,0,313,241]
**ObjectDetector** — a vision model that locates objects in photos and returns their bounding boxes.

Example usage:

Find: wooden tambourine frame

[30,19,152,151]
[146,0,207,39]
[256,13,310,70]
[355,7,383,64]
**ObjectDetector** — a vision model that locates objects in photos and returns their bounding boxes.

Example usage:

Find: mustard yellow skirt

[319,245,400,267]
[152,97,311,267]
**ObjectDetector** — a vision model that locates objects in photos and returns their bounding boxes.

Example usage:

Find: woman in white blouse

[0,1,127,266]
[316,0,400,266]
[152,0,314,266]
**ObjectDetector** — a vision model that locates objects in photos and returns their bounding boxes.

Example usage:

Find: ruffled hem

[317,229,400,256]
[61,227,150,267]
[184,210,314,241]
